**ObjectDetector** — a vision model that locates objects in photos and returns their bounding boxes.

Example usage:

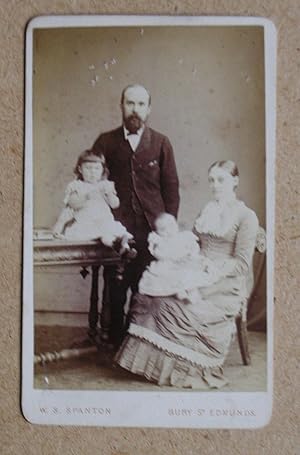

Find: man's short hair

[120,84,151,106]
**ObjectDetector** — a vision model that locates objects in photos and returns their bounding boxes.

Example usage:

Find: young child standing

[53,150,132,251]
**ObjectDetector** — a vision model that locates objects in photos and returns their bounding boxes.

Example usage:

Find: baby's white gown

[139,230,220,297]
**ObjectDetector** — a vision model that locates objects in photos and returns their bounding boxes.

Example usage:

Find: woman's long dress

[115,200,259,389]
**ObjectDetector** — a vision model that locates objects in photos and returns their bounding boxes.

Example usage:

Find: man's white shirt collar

[123,125,144,152]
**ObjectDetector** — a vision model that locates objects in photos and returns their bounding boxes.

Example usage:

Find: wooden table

[34,238,132,341]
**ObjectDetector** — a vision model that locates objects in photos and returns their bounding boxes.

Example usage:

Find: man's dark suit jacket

[92,126,180,233]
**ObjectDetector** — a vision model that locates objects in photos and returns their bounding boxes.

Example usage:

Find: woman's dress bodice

[194,198,259,296]
[200,232,236,260]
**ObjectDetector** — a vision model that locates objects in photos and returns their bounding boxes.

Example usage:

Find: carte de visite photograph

[22,15,276,428]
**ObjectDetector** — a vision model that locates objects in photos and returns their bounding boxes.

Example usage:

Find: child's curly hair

[74,149,109,180]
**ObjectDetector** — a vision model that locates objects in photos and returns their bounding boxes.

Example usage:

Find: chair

[235,226,266,365]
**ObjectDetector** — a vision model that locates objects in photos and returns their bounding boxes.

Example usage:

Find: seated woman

[115,160,259,389]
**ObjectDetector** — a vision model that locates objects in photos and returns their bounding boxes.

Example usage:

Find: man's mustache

[127,114,142,122]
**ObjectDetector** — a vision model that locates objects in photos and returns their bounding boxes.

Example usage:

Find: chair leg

[236,316,251,365]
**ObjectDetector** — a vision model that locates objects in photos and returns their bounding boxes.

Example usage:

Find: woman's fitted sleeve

[226,208,259,277]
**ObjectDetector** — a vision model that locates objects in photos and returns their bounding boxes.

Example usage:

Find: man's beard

[124,114,144,133]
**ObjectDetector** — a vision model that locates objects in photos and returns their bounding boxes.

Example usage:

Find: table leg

[88,265,100,338]
[99,267,113,341]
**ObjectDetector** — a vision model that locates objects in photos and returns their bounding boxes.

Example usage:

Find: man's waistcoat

[92,126,180,231]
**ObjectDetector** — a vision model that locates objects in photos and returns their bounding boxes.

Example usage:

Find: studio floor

[34,326,267,392]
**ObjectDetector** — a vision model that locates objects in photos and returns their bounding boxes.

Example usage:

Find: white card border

[22,14,276,428]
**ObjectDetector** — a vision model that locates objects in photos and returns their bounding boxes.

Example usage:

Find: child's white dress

[56,179,127,242]
[139,230,221,297]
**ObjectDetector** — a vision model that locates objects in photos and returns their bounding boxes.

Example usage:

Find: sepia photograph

[22,15,276,427]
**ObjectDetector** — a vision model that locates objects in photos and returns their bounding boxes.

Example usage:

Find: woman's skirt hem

[115,335,228,389]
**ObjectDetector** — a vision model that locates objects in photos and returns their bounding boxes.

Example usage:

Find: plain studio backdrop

[33,25,266,328]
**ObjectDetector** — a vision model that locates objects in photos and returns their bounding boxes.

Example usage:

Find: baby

[139,213,220,302]
[53,150,133,252]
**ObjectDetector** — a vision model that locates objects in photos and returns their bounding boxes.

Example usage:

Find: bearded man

[92,84,180,346]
